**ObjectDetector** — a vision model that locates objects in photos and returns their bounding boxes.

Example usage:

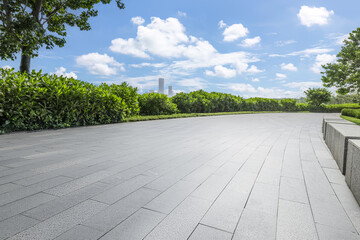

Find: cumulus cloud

[218,20,227,29]
[281,63,298,72]
[311,54,337,73]
[240,36,261,48]
[251,78,260,82]
[177,78,207,90]
[76,53,125,76]
[247,65,263,74]
[297,6,334,27]
[269,47,333,58]
[275,40,296,47]
[276,73,287,80]
[130,62,167,68]
[1,65,12,69]
[205,65,237,78]
[178,11,187,17]
[53,67,78,79]
[285,81,323,91]
[223,23,249,42]
[131,16,145,25]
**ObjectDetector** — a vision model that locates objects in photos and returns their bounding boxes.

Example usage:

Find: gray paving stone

[23,182,109,221]
[188,224,233,240]
[8,200,107,240]
[279,176,308,204]
[0,214,39,240]
[0,183,23,195]
[54,225,103,240]
[145,180,200,214]
[144,196,212,240]
[0,192,57,221]
[245,182,279,217]
[276,199,317,240]
[316,223,360,240]
[83,187,160,232]
[100,208,165,240]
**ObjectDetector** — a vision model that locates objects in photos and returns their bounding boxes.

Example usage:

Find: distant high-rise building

[158,78,164,94]
[168,86,173,97]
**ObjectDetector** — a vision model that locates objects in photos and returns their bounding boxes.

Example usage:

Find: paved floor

[0,113,360,240]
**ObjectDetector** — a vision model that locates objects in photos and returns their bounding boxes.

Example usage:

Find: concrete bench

[345,140,360,204]
[322,116,354,140]
[324,123,360,174]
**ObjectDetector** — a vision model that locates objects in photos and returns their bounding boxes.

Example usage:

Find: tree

[322,28,360,98]
[0,0,124,73]
[304,88,331,107]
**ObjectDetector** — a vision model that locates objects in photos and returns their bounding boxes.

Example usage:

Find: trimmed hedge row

[0,69,139,133]
[138,93,178,115]
[342,108,360,119]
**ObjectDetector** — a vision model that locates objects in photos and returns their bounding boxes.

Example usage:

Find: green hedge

[342,108,360,119]
[138,93,178,115]
[0,69,139,133]
[309,103,360,113]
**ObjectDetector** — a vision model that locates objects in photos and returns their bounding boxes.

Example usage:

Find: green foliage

[309,103,360,113]
[322,28,360,96]
[138,93,178,115]
[0,0,124,62]
[341,108,360,119]
[304,88,332,107]
[0,68,138,133]
[329,94,360,104]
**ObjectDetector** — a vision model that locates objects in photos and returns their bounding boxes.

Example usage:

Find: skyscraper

[158,78,164,94]
[168,86,173,97]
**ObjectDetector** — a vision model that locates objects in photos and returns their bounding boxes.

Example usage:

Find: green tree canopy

[322,28,360,96]
[0,0,124,73]
[304,88,332,107]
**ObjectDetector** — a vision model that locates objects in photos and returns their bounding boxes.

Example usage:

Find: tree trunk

[20,48,31,74]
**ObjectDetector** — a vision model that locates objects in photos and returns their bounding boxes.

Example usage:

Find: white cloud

[297,6,334,27]
[311,54,337,73]
[275,40,296,47]
[276,73,287,80]
[178,11,187,17]
[1,65,12,69]
[218,20,227,29]
[53,67,78,79]
[333,34,348,45]
[281,63,298,72]
[223,24,249,42]
[247,65,263,74]
[220,83,301,98]
[205,65,236,78]
[110,38,150,58]
[76,53,125,76]
[269,47,334,58]
[285,81,323,91]
[131,16,145,25]
[240,36,261,48]
[251,78,260,82]
[177,78,207,90]
[130,62,167,68]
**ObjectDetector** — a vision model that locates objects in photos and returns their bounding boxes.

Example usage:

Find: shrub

[0,69,139,133]
[280,99,298,112]
[304,88,331,107]
[296,103,309,111]
[138,93,178,115]
[309,103,360,113]
[342,108,360,119]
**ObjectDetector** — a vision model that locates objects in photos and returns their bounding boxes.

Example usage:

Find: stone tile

[144,196,212,240]
[276,199,317,240]
[100,208,165,240]
[8,200,107,240]
[188,224,233,240]
[0,215,39,240]
[245,182,279,217]
[145,180,200,214]
[317,223,360,240]
[324,168,346,185]
[279,176,308,204]
[0,183,23,195]
[54,225,103,240]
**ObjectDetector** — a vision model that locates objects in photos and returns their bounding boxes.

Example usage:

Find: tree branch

[33,0,42,22]
[3,0,12,23]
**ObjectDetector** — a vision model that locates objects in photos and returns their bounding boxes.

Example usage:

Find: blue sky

[2,0,360,98]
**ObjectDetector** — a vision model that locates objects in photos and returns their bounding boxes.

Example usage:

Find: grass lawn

[341,115,360,125]
[122,111,307,122]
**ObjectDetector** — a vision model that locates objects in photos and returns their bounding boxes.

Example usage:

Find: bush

[296,103,309,111]
[304,88,331,107]
[138,93,178,115]
[309,103,360,113]
[0,69,139,133]
[341,108,360,119]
